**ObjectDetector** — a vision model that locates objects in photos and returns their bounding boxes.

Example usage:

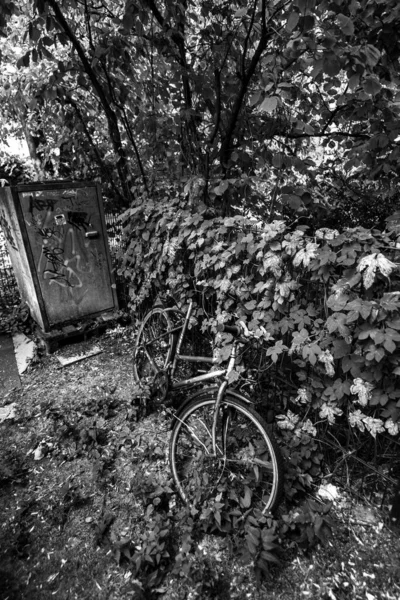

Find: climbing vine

[119,192,400,497]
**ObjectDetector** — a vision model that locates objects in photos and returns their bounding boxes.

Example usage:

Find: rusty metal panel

[0,182,118,332]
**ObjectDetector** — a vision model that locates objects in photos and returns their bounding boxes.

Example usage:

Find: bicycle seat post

[170,300,194,379]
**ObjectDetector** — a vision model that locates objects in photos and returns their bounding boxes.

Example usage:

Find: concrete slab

[56,345,102,367]
[0,333,21,397]
[12,332,36,374]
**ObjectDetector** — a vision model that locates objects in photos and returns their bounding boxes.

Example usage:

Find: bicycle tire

[169,396,284,514]
[133,307,173,388]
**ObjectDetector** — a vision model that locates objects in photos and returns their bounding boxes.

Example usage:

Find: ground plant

[1,330,400,599]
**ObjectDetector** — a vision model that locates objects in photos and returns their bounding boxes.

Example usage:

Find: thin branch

[286,131,370,140]
[241,0,258,79]
[46,0,132,203]
[65,97,125,204]
[84,0,94,51]
[220,0,270,168]
[207,69,221,146]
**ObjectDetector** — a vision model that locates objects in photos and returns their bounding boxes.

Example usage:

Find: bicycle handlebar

[217,323,242,336]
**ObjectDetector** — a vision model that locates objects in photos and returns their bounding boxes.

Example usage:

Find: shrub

[119,191,400,496]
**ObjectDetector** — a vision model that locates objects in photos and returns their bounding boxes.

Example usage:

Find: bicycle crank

[151,370,170,403]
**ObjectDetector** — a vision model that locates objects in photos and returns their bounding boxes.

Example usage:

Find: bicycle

[133,299,284,514]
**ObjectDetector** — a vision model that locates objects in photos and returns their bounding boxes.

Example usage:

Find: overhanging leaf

[364,44,381,67]
[363,77,382,96]
[336,13,354,36]
[213,180,229,195]
[286,12,299,32]
[323,54,341,77]
[234,7,247,18]
[259,96,278,114]
[281,193,302,210]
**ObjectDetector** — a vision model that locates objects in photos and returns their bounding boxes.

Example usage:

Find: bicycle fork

[211,345,237,456]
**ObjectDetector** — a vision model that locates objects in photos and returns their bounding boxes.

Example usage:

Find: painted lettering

[67,211,92,231]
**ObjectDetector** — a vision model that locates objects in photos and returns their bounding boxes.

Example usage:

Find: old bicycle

[133,300,284,513]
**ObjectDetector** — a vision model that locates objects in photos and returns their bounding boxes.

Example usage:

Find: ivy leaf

[322,53,341,77]
[363,77,382,96]
[266,340,288,363]
[348,73,360,91]
[333,340,351,359]
[241,486,252,508]
[29,24,41,43]
[358,327,379,340]
[286,12,299,32]
[326,291,349,312]
[372,347,385,362]
[282,193,302,210]
[326,313,350,337]
[213,180,229,196]
[384,328,400,342]
[336,14,354,36]
[383,338,396,353]
[364,44,381,67]
[302,343,321,365]
[357,253,396,287]
[249,91,261,106]
[228,369,240,384]
[272,153,284,168]
[259,96,278,114]
[387,317,400,330]
[346,310,359,323]
[245,300,257,311]
[259,550,280,565]
[293,242,319,267]
[41,35,54,46]
[234,7,247,18]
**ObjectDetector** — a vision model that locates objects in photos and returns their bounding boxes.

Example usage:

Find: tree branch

[220,0,270,168]
[65,97,125,204]
[285,131,370,140]
[46,0,132,203]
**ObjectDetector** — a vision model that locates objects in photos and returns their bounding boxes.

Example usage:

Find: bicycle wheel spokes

[133,308,172,388]
[170,397,284,513]
[174,407,214,504]
[221,410,276,509]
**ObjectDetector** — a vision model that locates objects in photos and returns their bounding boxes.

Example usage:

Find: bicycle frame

[163,300,237,387]
[164,300,240,455]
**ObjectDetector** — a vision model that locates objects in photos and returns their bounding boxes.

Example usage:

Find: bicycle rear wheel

[169,396,284,514]
[133,308,173,390]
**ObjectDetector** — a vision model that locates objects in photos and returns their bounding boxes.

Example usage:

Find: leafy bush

[0,152,37,186]
[119,191,400,500]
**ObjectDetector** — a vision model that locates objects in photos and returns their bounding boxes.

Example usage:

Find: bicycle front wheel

[169,396,284,514]
[133,307,173,388]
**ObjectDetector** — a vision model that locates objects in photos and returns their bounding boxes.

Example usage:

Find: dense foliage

[120,191,400,498]
[0,0,400,219]
[1,0,400,588]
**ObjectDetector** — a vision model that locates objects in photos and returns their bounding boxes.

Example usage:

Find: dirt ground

[1,325,400,600]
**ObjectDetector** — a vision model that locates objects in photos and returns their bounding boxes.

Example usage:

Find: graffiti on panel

[23,191,99,301]
[0,210,18,251]
[28,196,57,213]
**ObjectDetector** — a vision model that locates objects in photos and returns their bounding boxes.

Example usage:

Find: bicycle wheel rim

[133,308,173,387]
[169,397,284,514]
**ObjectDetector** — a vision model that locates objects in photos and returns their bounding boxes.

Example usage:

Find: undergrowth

[1,332,400,599]
[118,191,400,506]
